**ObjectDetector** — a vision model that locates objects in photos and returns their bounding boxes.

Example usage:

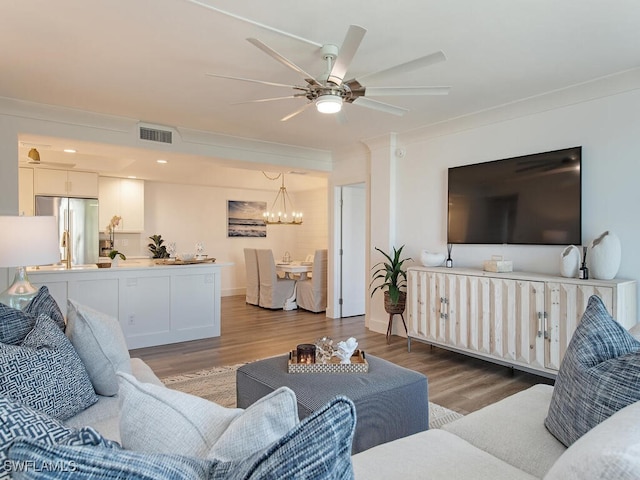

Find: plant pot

[384,291,406,315]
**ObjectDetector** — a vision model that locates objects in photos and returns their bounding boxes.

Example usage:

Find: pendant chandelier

[263,173,303,225]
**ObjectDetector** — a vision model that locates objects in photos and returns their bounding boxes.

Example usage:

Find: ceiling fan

[206,25,450,121]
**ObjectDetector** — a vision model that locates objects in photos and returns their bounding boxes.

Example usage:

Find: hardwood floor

[130,295,553,415]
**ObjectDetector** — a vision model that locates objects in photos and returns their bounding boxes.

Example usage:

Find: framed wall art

[227,200,267,237]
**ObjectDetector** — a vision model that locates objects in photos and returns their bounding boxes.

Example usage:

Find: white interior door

[340,184,366,317]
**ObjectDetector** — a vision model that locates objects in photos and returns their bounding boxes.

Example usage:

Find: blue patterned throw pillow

[0,315,98,420]
[24,286,66,332]
[0,396,119,480]
[7,396,356,480]
[0,305,37,346]
[545,295,640,446]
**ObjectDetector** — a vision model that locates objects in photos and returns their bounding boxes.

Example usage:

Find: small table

[236,354,429,454]
[276,262,312,279]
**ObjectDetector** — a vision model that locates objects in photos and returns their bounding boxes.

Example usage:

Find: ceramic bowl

[420,251,446,267]
[179,253,195,261]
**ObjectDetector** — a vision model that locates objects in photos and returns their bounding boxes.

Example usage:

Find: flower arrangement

[105,215,126,261]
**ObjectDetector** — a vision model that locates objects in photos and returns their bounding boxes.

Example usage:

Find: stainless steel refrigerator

[35,196,100,266]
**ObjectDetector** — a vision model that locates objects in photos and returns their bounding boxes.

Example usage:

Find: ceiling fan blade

[327,25,367,85]
[366,86,451,96]
[232,95,301,105]
[185,0,322,48]
[281,103,314,122]
[206,73,297,89]
[352,97,408,116]
[247,38,320,86]
[357,51,447,84]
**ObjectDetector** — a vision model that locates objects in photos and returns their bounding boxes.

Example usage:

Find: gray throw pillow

[7,396,356,480]
[0,315,98,420]
[66,300,132,396]
[545,295,640,446]
[117,372,299,461]
[24,286,66,331]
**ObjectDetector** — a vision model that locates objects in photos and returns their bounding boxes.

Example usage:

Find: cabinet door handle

[537,312,543,338]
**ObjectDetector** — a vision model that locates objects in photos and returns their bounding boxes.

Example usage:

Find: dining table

[275,261,313,310]
[276,262,313,279]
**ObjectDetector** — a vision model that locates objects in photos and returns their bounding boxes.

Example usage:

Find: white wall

[139,181,327,296]
[394,88,640,316]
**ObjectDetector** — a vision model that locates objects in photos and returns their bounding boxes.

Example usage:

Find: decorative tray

[154,258,216,265]
[287,350,368,374]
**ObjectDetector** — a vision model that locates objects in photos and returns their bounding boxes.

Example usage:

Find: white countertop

[28,259,232,274]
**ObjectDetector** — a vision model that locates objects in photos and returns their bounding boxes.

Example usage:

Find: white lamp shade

[316,94,343,114]
[0,216,60,267]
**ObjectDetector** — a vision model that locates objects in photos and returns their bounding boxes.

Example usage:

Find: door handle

[543,312,549,339]
[537,312,542,338]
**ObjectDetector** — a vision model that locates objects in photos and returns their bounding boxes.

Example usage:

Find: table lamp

[0,216,60,310]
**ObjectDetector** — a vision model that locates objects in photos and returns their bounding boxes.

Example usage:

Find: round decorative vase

[384,291,406,314]
[560,245,581,278]
[590,231,621,280]
[420,250,446,267]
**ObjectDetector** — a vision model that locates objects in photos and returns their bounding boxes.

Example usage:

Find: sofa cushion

[0,315,98,420]
[544,400,640,480]
[545,295,640,447]
[117,372,299,461]
[24,286,66,332]
[442,384,564,478]
[8,396,356,480]
[66,299,132,396]
[0,396,119,477]
[352,428,537,480]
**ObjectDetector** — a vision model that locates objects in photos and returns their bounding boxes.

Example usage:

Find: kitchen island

[27,260,231,349]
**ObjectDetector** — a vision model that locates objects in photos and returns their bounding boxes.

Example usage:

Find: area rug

[162,364,463,429]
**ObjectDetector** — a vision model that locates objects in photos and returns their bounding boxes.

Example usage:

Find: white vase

[111,256,119,268]
[421,250,445,267]
[590,231,621,280]
[560,245,580,278]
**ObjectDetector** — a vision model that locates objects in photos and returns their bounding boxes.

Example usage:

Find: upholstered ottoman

[236,354,429,454]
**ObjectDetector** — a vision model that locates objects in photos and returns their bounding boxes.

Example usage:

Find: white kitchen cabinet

[34,168,98,197]
[18,167,34,216]
[27,262,228,349]
[99,177,144,232]
[407,266,636,377]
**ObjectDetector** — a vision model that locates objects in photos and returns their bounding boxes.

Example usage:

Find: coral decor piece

[335,338,358,364]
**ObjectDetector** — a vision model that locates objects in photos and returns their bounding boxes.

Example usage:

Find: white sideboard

[407,266,637,378]
[27,262,229,349]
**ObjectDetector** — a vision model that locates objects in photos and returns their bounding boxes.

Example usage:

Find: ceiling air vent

[139,125,173,144]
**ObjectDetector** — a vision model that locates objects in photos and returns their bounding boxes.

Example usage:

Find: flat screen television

[447,146,582,245]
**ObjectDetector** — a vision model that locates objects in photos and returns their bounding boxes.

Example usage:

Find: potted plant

[148,234,170,259]
[370,245,412,314]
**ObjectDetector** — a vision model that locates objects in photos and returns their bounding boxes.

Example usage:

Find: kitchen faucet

[61,230,71,269]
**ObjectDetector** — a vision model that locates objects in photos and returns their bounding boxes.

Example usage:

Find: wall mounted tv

[447,146,582,245]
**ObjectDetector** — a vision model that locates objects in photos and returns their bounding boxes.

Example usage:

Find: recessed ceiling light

[127,176,137,179]
[157,159,167,164]
[63,148,76,153]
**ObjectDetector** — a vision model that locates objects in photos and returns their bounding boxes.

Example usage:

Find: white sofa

[352,383,640,479]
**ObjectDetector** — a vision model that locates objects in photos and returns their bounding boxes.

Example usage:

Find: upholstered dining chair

[243,248,260,306]
[296,249,328,313]
[256,249,296,309]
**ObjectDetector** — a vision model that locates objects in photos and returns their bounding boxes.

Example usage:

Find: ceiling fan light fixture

[316,94,343,114]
